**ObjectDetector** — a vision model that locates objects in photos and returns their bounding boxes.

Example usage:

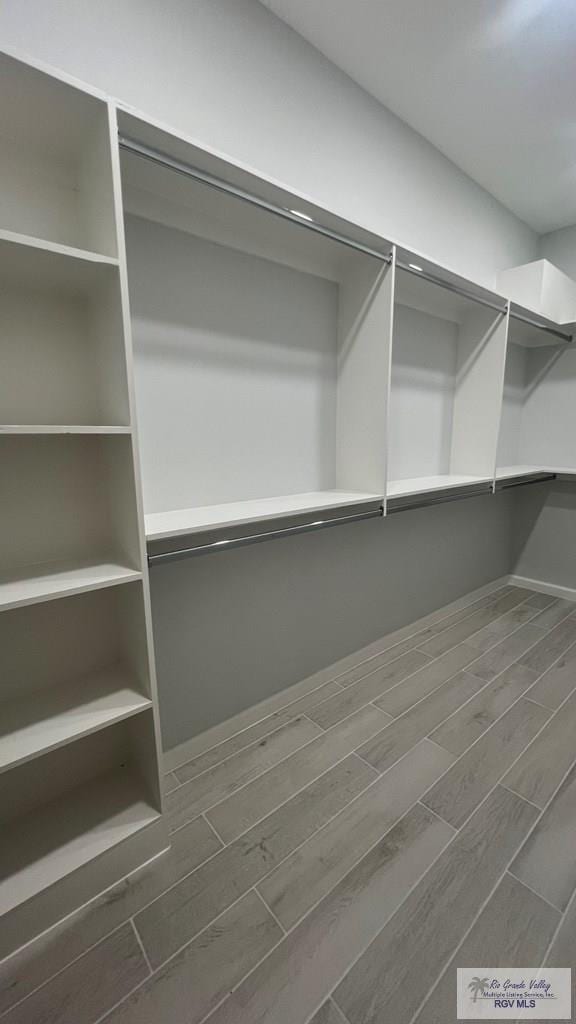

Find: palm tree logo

[468,977,490,1003]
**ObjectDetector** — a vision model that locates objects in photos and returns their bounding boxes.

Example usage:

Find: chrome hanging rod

[119,134,393,265]
[148,505,384,564]
[509,309,572,344]
[396,261,508,316]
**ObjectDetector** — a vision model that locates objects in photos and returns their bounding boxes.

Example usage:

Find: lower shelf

[0,667,152,773]
[0,559,142,611]
[0,768,159,918]
[145,490,384,541]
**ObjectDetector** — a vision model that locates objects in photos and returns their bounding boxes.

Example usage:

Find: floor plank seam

[504,870,564,915]
[202,812,227,847]
[416,799,458,832]
[252,887,288,936]
[130,917,153,975]
[499,782,543,812]
[534,872,576,988]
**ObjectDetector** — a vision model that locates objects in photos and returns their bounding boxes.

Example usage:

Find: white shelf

[0,560,141,612]
[0,425,131,435]
[145,490,383,540]
[0,230,118,294]
[0,769,159,917]
[0,667,151,773]
[496,464,576,481]
[387,474,492,499]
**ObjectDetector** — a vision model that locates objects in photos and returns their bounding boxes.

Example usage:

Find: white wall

[0,0,537,287]
[540,225,576,280]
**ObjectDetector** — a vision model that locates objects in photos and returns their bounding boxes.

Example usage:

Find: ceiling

[259,0,576,234]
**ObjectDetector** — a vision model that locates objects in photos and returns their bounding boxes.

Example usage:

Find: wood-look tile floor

[3,582,576,1024]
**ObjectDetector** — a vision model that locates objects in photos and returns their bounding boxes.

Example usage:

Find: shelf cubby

[0,584,152,772]
[497,312,576,477]
[0,435,142,601]
[0,54,117,256]
[386,255,508,506]
[119,113,392,537]
[0,716,160,921]
[0,233,130,428]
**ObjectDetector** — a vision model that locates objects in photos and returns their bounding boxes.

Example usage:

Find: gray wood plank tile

[307,650,430,729]
[465,623,546,682]
[162,772,179,795]
[206,705,391,843]
[526,592,557,610]
[134,755,376,969]
[375,644,482,718]
[413,873,559,1024]
[102,892,281,1024]
[167,714,322,832]
[466,602,543,652]
[359,671,486,773]
[174,708,311,784]
[530,598,576,629]
[518,617,576,676]
[309,1000,350,1024]
[0,816,221,1016]
[205,804,453,1024]
[3,924,148,1024]
[430,662,538,757]
[415,590,531,659]
[528,640,576,710]
[334,637,432,688]
[511,761,576,910]
[333,786,538,1024]
[422,698,550,828]
[259,740,454,930]
[420,585,516,634]
[503,690,576,808]
[543,889,576,968]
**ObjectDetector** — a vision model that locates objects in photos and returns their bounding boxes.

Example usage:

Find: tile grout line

[130,917,153,975]
[416,798,458,833]
[201,811,227,847]
[505,870,565,915]
[252,887,288,936]
[499,782,543,812]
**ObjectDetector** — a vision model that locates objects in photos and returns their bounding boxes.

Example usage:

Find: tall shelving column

[0,50,167,960]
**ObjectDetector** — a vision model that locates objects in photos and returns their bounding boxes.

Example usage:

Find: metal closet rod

[118,134,393,265]
[396,260,508,316]
[509,309,573,344]
[148,505,384,564]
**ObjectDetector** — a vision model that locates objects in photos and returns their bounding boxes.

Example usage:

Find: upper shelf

[0,229,118,294]
[0,560,141,612]
[508,301,573,348]
[394,246,506,324]
[145,490,383,541]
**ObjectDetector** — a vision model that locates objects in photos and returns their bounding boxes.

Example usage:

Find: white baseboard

[508,574,576,602]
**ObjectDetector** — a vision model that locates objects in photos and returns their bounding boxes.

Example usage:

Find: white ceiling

[259,0,576,234]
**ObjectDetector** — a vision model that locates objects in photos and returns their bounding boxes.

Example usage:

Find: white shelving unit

[118,112,391,541]
[386,250,508,509]
[496,305,575,481]
[0,51,166,956]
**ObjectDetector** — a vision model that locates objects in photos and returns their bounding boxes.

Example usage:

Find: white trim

[508,573,576,602]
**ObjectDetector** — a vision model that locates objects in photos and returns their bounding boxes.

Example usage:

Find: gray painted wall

[151,491,514,748]
[512,481,576,592]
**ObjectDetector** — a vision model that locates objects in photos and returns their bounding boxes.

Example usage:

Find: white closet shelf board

[0,770,159,918]
[508,301,574,348]
[0,668,151,773]
[496,465,575,482]
[0,561,142,612]
[387,474,493,499]
[0,230,118,292]
[0,426,132,435]
[145,491,383,541]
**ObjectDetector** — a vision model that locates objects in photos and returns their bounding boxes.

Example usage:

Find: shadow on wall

[150,490,514,749]
[512,481,576,592]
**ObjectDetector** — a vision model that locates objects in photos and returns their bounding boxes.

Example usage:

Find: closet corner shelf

[0,668,152,774]
[495,465,573,487]
[145,490,384,541]
[0,771,160,918]
[0,560,142,612]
